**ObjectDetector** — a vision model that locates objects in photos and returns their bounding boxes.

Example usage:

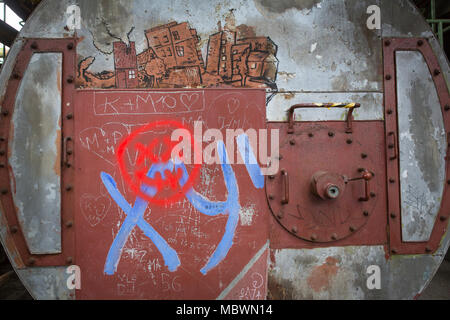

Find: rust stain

[307,257,339,292]
[53,129,61,176]
[56,68,62,93]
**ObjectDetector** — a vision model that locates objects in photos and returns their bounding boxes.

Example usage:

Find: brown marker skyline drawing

[77,21,279,90]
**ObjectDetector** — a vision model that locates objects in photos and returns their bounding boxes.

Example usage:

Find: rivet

[289,139,295,145]
[67,76,74,83]
[277,212,284,219]
[66,114,73,120]
[370,192,376,198]
[363,211,369,217]
[440,216,447,222]
[2,110,9,116]
[10,225,18,234]
[349,226,355,232]
[310,234,317,241]
[434,69,440,76]
[390,213,396,219]
[269,175,275,180]
[279,155,283,160]
[444,105,450,111]
[331,233,337,240]
[384,40,391,46]
[0,150,5,156]
[66,256,73,264]
[387,109,393,115]
[391,249,397,254]
[28,258,36,265]
[389,178,395,183]
[425,247,432,253]
[12,73,20,80]
[358,168,366,173]
[385,75,391,80]
[66,150,72,155]
[388,143,394,149]
[67,43,74,50]
[65,185,73,191]
[346,139,353,144]
[291,226,298,233]
[268,194,274,200]
[308,133,314,138]
[417,40,424,46]
[0,163,5,168]
[328,132,335,137]
[447,180,450,185]
[1,189,8,195]
[65,221,73,228]
[361,153,367,159]
[30,42,38,49]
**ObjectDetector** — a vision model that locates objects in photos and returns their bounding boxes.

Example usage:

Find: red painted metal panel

[267,121,388,249]
[383,38,450,255]
[73,88,269,299]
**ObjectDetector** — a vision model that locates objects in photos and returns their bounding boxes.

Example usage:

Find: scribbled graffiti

[77,21,278,90]
[101,135,264,275]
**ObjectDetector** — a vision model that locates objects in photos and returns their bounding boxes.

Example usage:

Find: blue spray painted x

[101,135,264,275]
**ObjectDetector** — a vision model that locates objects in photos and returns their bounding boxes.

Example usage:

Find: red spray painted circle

[116,120,201,206]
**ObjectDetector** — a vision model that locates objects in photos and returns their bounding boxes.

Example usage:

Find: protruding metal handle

[287,103,360,134]
[346,170,373,202]
[387,132,397,160]
[281,169,289,205]
[63,137,73,168]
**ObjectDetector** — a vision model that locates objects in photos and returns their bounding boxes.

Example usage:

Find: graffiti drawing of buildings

[113,41,139,89]
[77,21,279,90]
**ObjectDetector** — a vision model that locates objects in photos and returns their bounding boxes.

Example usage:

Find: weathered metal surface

[0,38,76,268]
[396,51,445,242]
[11,52,63,254]
[0,0,448,300]
[383,37,449,255]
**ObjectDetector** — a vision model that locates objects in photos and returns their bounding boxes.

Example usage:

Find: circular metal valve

[311,171,346,200]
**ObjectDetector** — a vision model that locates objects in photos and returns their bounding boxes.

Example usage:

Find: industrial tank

[0,0,449,299]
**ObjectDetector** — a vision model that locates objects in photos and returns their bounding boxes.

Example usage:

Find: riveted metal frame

[383,37,450,255]
[0,38,76,267]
